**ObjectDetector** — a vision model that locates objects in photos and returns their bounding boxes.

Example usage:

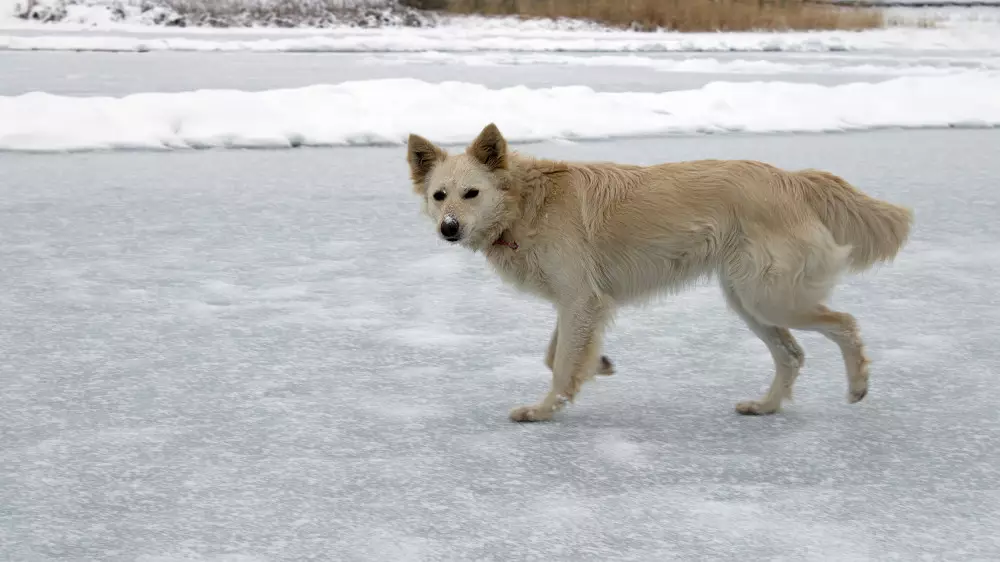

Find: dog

[406,123,913,422]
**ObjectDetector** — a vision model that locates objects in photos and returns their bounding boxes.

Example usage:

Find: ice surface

[11,49,989,99]
[373,51,1000,76]
[2,75,1000,152]
[2,130,999,560]
[2,23,1000,53]
[2,18,1000,559]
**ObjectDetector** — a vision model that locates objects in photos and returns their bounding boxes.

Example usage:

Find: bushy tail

[797,169,914,271]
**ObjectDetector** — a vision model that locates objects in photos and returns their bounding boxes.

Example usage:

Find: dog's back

[554,158,910,304]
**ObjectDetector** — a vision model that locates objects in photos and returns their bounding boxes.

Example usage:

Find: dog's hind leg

[545,326,615,376]
[726,221,867,412]
[596,356,615,376]
[784,305,869,404]
[722,283,805,415]
[513,295,611,422]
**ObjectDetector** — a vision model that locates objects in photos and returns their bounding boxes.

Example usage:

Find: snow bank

[2,24,999,53]
[2,75,999,152]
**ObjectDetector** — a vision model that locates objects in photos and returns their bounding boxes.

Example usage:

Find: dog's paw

[509,404,554,422]
[597,355,615,376]
[735,399,780,416]
[848,385,868,404]
[848,354,870,404]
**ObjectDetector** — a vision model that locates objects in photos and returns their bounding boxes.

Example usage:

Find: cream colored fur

[406,123,913,422]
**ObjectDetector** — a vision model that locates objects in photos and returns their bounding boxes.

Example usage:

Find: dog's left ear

[407,133,446,194]
[467,123,507,171]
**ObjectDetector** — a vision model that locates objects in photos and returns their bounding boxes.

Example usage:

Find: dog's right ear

[407,134,446,194]
[467,122,507,171]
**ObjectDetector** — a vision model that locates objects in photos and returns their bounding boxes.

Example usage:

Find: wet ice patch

[880,332,959,364]
[354,396,452,423]
[594,430,649,466]
[199,279,311,304]
[403,252,467,280]
[388,325,483,348]
[137,554,268,562]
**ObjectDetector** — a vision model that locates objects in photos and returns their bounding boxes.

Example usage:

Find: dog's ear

[467,123,507,171]
[407,133,446,193]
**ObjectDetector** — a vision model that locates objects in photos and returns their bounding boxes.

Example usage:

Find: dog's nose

[440,216,461,241]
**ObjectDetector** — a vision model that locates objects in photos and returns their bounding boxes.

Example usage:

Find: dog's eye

[433,191,446,201]
[464,189,479,199]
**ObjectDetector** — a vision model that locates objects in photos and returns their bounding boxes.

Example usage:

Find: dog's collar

[493,234,518,251]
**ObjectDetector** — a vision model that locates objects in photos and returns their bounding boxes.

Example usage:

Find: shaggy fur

[406,123,913,422]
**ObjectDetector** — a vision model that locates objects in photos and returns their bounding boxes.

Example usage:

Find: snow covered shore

[2,75,999,152]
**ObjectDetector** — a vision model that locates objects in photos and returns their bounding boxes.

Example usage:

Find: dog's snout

[440,215,461,241]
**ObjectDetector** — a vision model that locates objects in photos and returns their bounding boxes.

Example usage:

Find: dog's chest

[485,247,551,298]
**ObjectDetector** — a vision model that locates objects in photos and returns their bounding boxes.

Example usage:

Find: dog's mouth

[493,232,518,251]
[446,227,516,252]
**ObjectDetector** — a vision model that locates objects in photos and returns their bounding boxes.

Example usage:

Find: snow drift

[2,75,999,152]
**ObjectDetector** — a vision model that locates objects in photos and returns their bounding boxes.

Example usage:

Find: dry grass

[439,0,884,32]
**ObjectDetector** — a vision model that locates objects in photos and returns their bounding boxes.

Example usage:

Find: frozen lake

[2,14,1000,558]
[3,128,1000,560]
[3,45,1000,96]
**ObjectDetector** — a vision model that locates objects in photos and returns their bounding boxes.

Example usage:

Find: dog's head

[406,123,515,251]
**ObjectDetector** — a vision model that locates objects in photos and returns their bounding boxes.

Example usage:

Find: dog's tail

[796,169,913,272]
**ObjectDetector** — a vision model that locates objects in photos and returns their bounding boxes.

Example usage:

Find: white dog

[406,123,913,422]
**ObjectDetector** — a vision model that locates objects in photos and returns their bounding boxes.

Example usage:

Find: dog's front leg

[511,294,610,422]
[545,325,615,376]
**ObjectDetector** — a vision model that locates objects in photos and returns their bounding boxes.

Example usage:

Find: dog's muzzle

[440,215,461,242]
